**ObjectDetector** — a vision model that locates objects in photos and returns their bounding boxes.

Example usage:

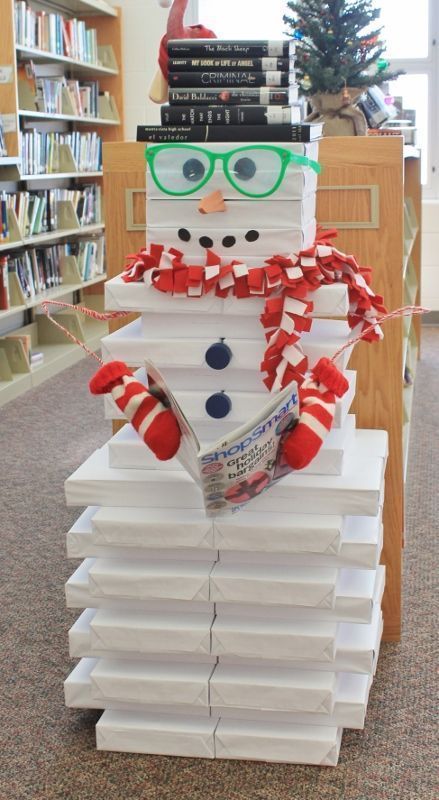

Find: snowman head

[145,142,320,264]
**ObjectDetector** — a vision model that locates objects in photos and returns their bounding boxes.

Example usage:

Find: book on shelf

[0,256,9,310]
[168,70,296,88]
[30,351,44,366]
[167,39,297,58]
[5,186,102,234]
[20,130,102,175]
[168,57,293,72]
[137,123,323,143]
[18,61,101,117]
[1,193,9,241]
[161,104,302,126]
[14,0,99,65]
[168,86,299,105]
[64,237,105,281]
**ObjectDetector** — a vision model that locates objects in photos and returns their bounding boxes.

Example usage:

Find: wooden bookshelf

[0,0,124,406]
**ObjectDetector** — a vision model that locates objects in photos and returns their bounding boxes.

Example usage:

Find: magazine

[146,359,300,517]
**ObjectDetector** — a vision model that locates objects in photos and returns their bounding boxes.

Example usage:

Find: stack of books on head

[138,40,322,143]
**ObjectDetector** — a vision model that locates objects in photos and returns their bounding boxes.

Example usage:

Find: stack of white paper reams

[64,142,387,766]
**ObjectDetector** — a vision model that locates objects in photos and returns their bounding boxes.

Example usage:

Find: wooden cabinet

[103,137,422,642]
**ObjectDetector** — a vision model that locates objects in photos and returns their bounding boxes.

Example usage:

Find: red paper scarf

[122,229,387,391]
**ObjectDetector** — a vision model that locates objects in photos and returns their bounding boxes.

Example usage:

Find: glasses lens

[227,148,283,196]
[150,146,211,194]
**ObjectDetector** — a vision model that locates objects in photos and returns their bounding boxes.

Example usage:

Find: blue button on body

[205,392,232,419]
[205,341,232,370]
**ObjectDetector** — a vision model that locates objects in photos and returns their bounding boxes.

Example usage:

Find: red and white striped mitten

[283,357,349,470]
[89,361,181,461]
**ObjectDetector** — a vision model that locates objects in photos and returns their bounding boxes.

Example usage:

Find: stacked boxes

[64,141,387,765]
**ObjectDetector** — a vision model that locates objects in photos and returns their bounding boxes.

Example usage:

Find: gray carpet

[0,330,437,800]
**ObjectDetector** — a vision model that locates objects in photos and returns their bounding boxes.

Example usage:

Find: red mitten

[282,358,349,470]
[90,361,181,461]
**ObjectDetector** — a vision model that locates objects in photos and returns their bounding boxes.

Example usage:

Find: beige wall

[111,0,170,138]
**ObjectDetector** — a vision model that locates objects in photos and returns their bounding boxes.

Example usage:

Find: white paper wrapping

[92,506,215,550]
[147,194,316,230]
[210,563,337,608]
[100,318,354,392]
[104,369,357,433]
[212,615,336,663]
[209,663,335,714]
[107,414,355,478]
[64,658,213,714]
[96,710,217,757]
[65,432,387,517]
[214,672,370,729]
[105,276,349,319]
[89,608,214,656]
[88,558,214,602]
[90,658,214,706]
[214,718,342,765]
[69,609,217,663]
[65,559,215,614]
[216,566,385,624]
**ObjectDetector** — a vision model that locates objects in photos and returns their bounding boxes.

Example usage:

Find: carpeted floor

[0,329,437,800]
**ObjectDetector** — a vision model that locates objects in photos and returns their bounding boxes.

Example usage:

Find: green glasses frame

[145,143,321,199]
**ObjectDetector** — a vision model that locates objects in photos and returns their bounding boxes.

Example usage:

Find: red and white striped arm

[282,357,349,470]
[89,361,181,461]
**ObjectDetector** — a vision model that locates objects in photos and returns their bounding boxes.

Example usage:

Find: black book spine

[167,39,294,58]
[161,105,295,126]
[168,88,291,105]
[168,71,293,88]
[137,125,316,143]
[168,57,292,72]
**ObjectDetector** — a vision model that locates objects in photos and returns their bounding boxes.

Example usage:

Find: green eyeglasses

[145,143,321,199]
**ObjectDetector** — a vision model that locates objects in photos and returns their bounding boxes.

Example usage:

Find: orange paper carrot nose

[198,189,226,214]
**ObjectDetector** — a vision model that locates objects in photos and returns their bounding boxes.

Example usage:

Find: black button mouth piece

[245,230,259,242]
[199,235,214,248]
[222,235,236,248]
[205,342,232,370]
[178,228,191,242]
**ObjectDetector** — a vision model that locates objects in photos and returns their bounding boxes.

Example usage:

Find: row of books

[20,130,102,175]
[0,237,105,308]
[65,238,105,282]
[15,1,99,65]
[35,75,99,117]
[2,185,102,238]
[0,325,44,368]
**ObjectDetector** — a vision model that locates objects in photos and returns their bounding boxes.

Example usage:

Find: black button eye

[233,157,257,181]
[222,236,236,247]
[182,158,205,182]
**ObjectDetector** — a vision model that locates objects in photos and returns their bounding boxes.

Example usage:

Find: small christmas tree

[284,0,403,96]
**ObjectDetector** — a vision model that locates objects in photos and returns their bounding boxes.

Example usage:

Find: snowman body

[64,140,386,765]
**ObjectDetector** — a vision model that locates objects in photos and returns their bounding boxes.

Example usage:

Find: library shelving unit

[0,0,124,407]
[101,137,422,644]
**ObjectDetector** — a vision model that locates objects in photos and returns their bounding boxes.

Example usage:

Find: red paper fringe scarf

[122,228,387,391]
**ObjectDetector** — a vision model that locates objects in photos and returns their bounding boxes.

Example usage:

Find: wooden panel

[318,136,404,642]
[0,0,19,155]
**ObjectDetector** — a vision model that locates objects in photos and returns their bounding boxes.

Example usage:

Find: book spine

[168,87,292,105]
[0,256,9,310]
[168,57,292,72]
[167,39,295,58]
[168,71,293,88]
[161,105,297,125]
[137,125,314,143]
